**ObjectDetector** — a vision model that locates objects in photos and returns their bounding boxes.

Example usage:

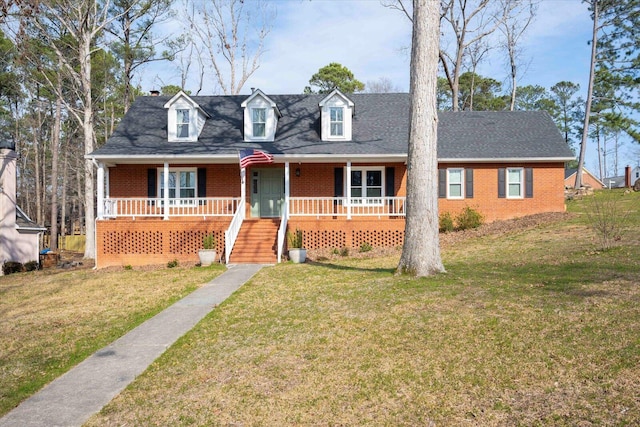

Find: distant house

[565,167,605,189]
[1,144,46,274]
[604,166,640,189]
[86,90,574,268]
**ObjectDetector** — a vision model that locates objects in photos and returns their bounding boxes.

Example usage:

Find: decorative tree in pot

[198,233,217,266]
[287,227,306,263]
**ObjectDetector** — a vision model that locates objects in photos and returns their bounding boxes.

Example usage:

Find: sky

[141,0,637,178]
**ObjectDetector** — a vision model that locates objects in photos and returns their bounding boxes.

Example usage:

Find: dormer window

[176,109,190,138]
[164,91,210,142]
[319,89,354,141]
[252,108,267,137]
[330,107,344,136]
[241,89,281,142]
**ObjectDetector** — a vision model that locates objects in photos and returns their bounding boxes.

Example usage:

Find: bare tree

[500,0,537,111]
[365,77,402,93]
[184,0,274,95]
[397,0,445,277]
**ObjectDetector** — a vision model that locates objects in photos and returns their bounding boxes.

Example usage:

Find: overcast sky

[141,0,637,176]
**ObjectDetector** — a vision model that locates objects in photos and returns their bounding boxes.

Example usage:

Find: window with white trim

[350,167,384,205]
[252,108,266,137]
[447,168,464,199]
[507,168,523,198]
[176,109,190,138]
[330,107,344,136]
[159,168,197,205]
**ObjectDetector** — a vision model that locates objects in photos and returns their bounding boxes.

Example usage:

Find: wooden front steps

[228,219,279,264]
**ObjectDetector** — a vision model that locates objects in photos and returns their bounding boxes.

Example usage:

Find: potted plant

[287,227,306,263]
[198,233,217,266]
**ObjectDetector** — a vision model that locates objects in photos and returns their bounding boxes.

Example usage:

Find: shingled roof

[89,93,574,162]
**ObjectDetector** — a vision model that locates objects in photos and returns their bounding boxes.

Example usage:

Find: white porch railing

[288,197,406,218]
[224,203,245,264]
[102,197,240,218]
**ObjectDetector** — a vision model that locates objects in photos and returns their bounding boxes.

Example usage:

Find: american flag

[239,149,274,169]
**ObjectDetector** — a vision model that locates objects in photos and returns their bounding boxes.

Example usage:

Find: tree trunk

[576,0,598,189]
[49,69,62,250]
[61,140,68,240]
[80,30,96,259]
[397,0,445,277]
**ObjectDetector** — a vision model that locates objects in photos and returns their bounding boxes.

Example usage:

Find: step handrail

[277,204,288,263]
[224,204,245,264]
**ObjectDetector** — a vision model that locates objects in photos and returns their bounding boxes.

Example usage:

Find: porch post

[163,162,169,220]
[96,162,105,220]
[284,162,290,219]
[240,168,246,209]
[105,167,110,199]
[346,160,352,220]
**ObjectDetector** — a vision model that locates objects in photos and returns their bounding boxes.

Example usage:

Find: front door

[252,169,284,218]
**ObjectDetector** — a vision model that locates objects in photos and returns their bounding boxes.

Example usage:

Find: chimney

[625,165,631,188]
[150,90,160,96]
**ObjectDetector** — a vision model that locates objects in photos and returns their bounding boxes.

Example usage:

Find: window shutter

[438,169,446,198]
[385,167,395,196]
[197,167,207,205]
[465,168,474,198]
[525,167,533,198]
[334,167,344,197]
[498,168,506,198]
[147,169,157,198]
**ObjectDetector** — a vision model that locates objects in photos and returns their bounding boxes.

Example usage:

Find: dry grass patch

[77,191,638,425]
[0,264,224,416]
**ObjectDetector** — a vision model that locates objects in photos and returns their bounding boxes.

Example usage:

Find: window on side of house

[447,168,464,199]
[252,108,266,137]
[350,168,384,205]
[330,107,344,137]
[159,168,197,205]
[507,167,524,198]
[176,109,190,138]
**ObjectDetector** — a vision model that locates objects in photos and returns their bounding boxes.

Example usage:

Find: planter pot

[198,249,217,266]
[288,248,307,264]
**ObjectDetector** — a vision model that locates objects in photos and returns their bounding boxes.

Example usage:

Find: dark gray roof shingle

[90,93,574,161]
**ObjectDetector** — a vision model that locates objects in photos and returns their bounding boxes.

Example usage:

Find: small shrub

[202,234,216,250]
[439,212,455,233]
[455,206,484,231]
[24,261,39,272]
[167,259,179,268]
[124,264,133,270]
[584,190,634,250]
[340,247,349,257]
[359,242,373,253]
[2,261,24,275]
[287,227,303,249]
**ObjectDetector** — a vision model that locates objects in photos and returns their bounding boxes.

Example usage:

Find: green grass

[0,264,224,417]
[84,191,640,426]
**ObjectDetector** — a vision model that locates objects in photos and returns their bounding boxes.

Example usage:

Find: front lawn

[86,191,640,426]
[0,264,224,416]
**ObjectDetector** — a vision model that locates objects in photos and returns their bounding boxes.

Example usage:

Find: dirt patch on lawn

[307,212,573,262]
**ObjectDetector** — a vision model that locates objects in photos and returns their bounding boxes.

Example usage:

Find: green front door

[252,169,284,218]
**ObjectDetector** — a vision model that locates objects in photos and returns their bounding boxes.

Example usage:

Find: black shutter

[498,168,506,198]
[197,167,207,205]
[438,169,446,198]
[385,167,395,196]
[465,168,474,198]
[147,169,157,198]
[334,167,344,197]
[525,167,533,198]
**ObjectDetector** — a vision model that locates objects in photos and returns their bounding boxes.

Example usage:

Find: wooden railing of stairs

[228,219,280,264]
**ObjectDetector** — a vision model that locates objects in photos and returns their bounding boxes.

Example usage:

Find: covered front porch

[95,161,406,267]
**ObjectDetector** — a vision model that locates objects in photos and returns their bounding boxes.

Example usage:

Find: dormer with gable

[241,89,281,142]
[319,89,354,141]
[164,91,210,142]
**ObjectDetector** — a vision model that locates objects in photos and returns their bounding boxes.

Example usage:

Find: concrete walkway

[0,264,265,427]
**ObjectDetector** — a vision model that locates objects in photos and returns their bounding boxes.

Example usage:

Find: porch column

[240,168,246,211]
[284,162,290,219]
[96,162,105,220]
[346,161,352,220]
[105,167,110,199]
[163,162,170,220]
